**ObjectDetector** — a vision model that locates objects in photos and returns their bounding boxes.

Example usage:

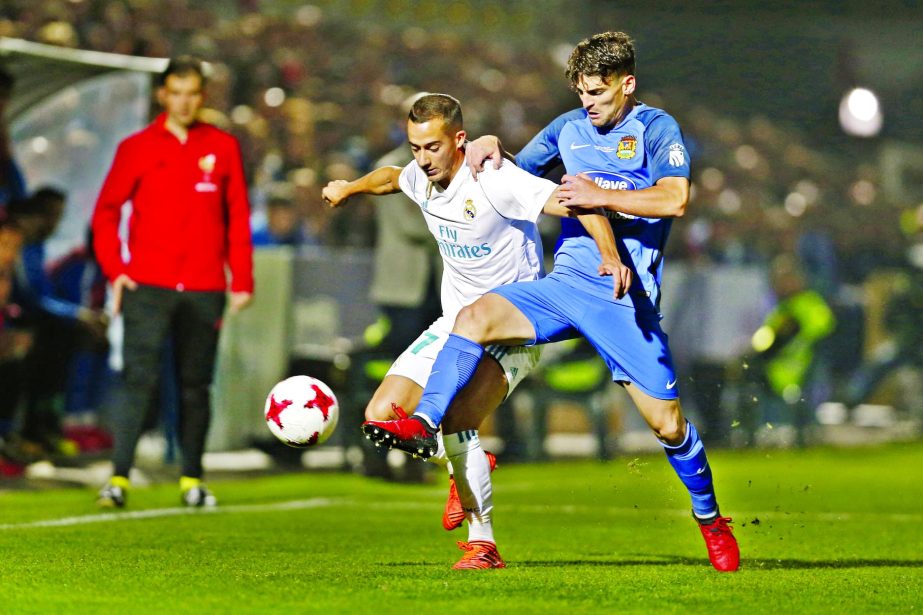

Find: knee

[454,303,489,342]
[652,415,686,446]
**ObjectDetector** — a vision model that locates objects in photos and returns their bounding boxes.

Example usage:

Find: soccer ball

[264,375,339,448]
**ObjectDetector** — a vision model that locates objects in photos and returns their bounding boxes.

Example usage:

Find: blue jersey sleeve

[21,243,83,321]
[515,108,586,177]
[645,113,690,183]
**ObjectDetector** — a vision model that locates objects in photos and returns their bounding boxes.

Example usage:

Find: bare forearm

[544,192,617,257]
[577,212,632,299]
[323,166,402,207]
[559,175,690,219]
[578,213,619,261]
[349,166,403,197]
[600,183,687,218]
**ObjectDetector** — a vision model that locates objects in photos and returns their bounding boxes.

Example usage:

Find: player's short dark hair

[31,186,66,212]
[159,55,207,86]
[9,187,67,222]
[408,94,463,133]
[565,31,636,88]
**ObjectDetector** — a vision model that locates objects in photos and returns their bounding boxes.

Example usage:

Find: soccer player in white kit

[322,93,630,569]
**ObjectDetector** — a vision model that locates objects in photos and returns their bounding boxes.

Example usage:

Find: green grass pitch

[0,442,920,614]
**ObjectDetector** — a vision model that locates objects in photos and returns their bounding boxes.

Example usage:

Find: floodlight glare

[839,87,882,137]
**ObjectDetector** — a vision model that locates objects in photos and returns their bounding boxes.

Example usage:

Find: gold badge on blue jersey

[463,199,476,220]
[617,135,637,160]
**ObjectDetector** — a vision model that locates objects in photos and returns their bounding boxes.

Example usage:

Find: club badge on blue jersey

[617,135,637,160]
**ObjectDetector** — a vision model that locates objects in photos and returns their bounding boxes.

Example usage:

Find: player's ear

[155,86,166,106]
[622,75,636,96]
[455,130,467,149]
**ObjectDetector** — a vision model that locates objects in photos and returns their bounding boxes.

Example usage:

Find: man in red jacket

[92,56,253,508]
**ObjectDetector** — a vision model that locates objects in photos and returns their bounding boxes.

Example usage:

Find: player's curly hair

[565,31,635,89]
[408,93,463,132]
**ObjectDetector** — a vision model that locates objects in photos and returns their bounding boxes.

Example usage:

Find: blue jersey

[516,104,690,313]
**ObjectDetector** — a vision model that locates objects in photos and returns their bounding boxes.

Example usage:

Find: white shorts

[386,315,541,399]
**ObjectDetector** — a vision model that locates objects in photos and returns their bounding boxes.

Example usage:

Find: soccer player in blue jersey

[363,31,740,572]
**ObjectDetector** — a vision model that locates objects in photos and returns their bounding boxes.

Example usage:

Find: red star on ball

[266,394,292,429]
[307,384,335,421]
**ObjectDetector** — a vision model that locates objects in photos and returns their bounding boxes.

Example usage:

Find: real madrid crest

[463,199,476,220]
[617,135,637,160]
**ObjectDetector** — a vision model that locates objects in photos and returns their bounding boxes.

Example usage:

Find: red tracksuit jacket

[92,113,254,293]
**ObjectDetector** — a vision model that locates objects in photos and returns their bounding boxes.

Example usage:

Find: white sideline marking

[371,501,923,523]
[1,497,921,531]
[0,498,343,530]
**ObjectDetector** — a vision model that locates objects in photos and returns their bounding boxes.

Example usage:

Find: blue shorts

[490,274,679,400]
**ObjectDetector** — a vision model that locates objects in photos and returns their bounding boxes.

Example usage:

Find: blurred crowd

[0,0,921,472]
[5,1,915,266]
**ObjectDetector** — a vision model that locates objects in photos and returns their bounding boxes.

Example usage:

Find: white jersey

[398,160,555,321]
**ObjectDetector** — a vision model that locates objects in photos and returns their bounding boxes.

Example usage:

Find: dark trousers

[19,314,79,442]
[112,285,225,479]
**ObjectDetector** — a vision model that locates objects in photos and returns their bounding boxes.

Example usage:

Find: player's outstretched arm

[541,192,631,298]
[576,211,632,299]
[321,166,403,208]
[558,174,689,219]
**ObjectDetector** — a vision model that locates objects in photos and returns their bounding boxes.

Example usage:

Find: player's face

[575,73,635,128]
[158,73,204,128]
[407,118,466,187]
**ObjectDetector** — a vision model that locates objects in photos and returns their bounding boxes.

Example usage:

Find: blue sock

[662,420,718,519]
[414,334,484,429]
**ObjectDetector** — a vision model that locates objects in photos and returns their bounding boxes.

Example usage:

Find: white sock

[426,431,450,471]
[444,429,493,543]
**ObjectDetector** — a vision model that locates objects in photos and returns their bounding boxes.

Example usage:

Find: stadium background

[2,0,922,460]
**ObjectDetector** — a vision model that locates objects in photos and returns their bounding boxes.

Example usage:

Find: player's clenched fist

[322,180,351,207]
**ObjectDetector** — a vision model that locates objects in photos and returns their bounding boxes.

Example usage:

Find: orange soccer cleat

[452,540,506,570]
[362,404,438,458]
[443,451,498,531]
[698,515,740,572]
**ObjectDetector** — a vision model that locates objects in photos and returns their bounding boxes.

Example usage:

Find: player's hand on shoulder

[597,257,632,300]
[558,173,606,210]
[321,180,350,207]
[465,136,504,180]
